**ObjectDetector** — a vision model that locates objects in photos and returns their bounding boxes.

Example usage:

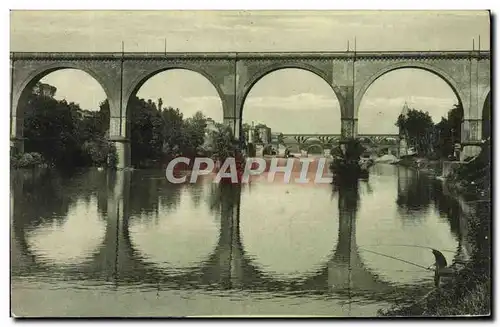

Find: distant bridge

[277,134,401,155]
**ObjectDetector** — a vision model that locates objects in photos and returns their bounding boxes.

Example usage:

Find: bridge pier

[461,118,483,160]
[223,117,241,141]
[109,136,131,170]
[108,115,131,169]
[341,118,357,139]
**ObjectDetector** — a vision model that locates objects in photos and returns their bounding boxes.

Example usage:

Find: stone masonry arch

[238,58,344,122]
[481,88,491,140]
[479,87,491,116]
[10,58,121,154]
[354,61,468,121]
[122,65,228,132]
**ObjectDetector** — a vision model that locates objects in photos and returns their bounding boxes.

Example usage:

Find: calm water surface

[11,164,469,317]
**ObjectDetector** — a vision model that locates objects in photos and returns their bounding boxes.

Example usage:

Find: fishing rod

[360,248,433,271]
[359,244,456,253]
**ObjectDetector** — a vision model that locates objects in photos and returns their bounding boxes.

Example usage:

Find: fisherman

[432,249,454,288]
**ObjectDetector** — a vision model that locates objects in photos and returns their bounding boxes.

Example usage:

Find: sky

[10,10,490,134]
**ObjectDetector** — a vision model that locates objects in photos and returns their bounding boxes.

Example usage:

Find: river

[10,164,470,317]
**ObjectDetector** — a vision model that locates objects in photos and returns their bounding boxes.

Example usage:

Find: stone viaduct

[10,50,490,168]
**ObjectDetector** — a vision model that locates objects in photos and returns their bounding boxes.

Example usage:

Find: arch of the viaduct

[479,87,491,113]
[122,65,228,132]
[354,61,468,120]
[481,89,491,140]
[12,63,114,115]
[11,51,490,168]
[10,62,117,149]
[238,62,344,117]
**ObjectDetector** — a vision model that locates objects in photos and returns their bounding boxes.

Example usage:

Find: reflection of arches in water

[12,170,464,303]
[11,170,110,268]
[128,182,219,272]
[240,183,338,279]
[25,198,106,266]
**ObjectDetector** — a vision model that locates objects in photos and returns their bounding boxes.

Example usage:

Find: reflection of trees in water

[206,183,223,216]
[396,170,433,213]
[430,182,461,240]
[184,183,204,209]
[128,171,182,216]
[396,168,462,239]
[128,171,210,219]
[206,183,242,217]
[11,169,108,229]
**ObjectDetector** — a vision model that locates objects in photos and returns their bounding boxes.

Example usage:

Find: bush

[11,152,46,169]
[82,138,118,168]
[210,124,238,162]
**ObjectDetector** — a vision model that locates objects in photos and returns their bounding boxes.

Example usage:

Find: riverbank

[394,156,442,175]
[379,148,491,317]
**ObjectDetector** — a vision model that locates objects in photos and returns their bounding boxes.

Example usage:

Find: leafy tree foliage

[18,81,214,170]
[433,104,463,158]
[396,109,435,156]
[127,97,209,167]
[22,83,115,169]
[209,123,238,162]
[182,111,208,158]
[396,103,463,158]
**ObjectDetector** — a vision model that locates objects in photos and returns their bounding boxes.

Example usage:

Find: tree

[242,123,251,139]
[24,93,85,168]
[160,106,184,159]
[432,103,463,158]
[329,138,366,184]
[129,96,165,167]
[181,111,207,157]
[447,103,463,143]
[209,123,238,162]
[396,109,435,156]
[21,82,114,169]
